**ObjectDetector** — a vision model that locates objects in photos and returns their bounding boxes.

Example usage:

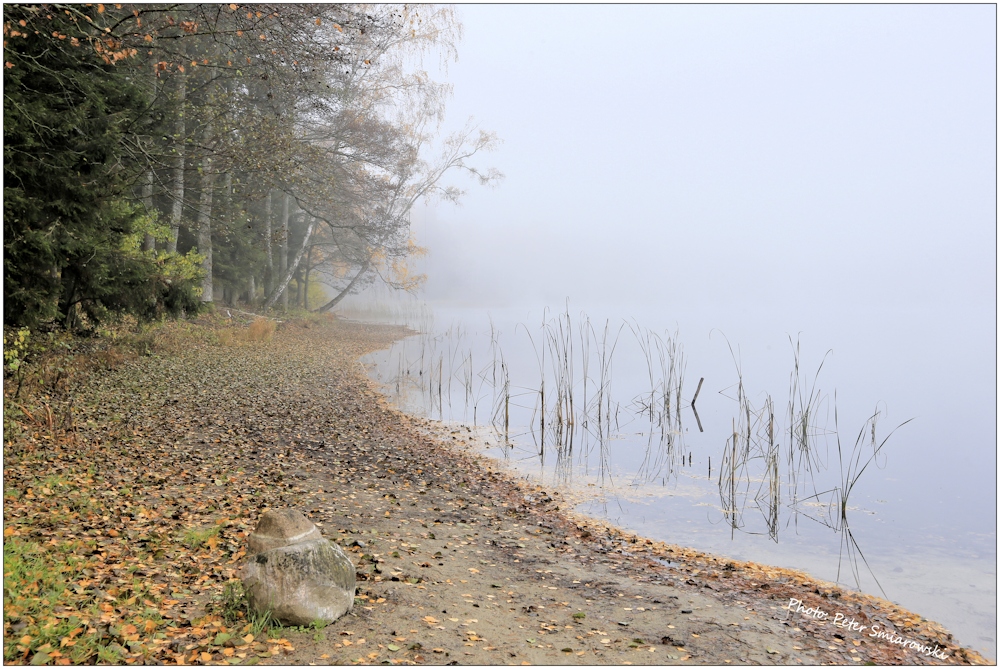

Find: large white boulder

[240,509,355,626]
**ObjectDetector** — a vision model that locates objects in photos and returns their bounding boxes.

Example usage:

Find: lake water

[347,299,996,659]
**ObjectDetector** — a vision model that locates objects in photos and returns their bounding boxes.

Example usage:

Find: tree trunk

[246,275,256,306]
[142,52,158,253]
[59,271,78,331]
[313,260,370,314]
[142,170,156,252]
[303,243,313,310]
[197,129,216,303]
[167,72,186,254]
[263,191,273,296]
[263,215,317,312]
[222,172,232,304]
[279,193,289,311]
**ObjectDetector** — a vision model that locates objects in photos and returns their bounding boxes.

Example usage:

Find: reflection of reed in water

[717,354,760,539]
[631,325,691,486]
[633,417,687,487]
[587,318,623,442]
[715,336,913,594]
[758,397,780,541]
[786,336,833,512]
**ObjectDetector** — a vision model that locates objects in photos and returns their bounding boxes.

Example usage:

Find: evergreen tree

[3,5,202,328]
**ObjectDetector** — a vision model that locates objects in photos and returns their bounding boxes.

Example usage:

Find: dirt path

[7,315,986,666]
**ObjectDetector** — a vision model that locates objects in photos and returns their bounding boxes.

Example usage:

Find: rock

[242,539,356,625]
[240,510,355,626]
[247,508,323,555]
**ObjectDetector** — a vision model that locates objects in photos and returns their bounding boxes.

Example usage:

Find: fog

[356,6,998,655]
[410,4,995,316]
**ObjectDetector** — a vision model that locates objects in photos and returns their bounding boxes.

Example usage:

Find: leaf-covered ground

[3,315,989,665]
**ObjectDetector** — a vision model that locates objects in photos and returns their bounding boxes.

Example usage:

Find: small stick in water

[691,377,705,406]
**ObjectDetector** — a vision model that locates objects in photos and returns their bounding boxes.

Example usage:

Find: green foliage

[302,280,330,310]
[3,537,104,664]
[4,4,490,325]
[219,578,276,638]
[2,5,201,329]
[180,525,220,549]
[211,209,267,305]
[3,327,30,375]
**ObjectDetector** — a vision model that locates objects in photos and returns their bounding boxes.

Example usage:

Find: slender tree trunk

[246,275,256,306]
[220,172,232,304]
[263,215,317,311]
[167,72,186,254]
[142,52,158,252]
[303,242,313,310]
[279,194,290,311]
[263,191,273,296]
[222,173,233,218]
[313,260,370,314]
[59,271,78,331]
[197,127,216,303]
[142,170,156,252]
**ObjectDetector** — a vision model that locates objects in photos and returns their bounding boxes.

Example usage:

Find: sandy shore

[268,317,988,666]
[14,315,984,665]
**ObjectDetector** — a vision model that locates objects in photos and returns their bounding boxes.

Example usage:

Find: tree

[3,4,203,328]
[4,3,501,325]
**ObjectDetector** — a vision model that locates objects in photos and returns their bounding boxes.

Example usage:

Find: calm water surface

[351,301,996,659]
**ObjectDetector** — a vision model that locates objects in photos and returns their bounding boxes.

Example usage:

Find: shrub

[246,318,276,342]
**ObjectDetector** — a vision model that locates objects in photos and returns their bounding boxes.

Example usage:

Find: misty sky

[375,10,996,651]
[410,4,996,316]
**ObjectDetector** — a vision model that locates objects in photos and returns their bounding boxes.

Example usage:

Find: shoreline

[3,315,989,665]
[345,317,990,665]
[399,414,988,665]
[360,319,995,665]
